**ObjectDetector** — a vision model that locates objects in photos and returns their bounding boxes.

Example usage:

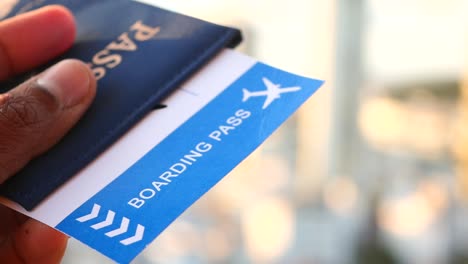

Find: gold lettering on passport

[88,20,161,80]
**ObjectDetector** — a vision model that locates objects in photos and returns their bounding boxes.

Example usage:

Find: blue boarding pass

[1,49,323,263]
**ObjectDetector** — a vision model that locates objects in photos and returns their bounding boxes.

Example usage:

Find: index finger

[0,5,76,81]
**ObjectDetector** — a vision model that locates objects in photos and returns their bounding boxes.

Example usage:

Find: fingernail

[37,60,91,108]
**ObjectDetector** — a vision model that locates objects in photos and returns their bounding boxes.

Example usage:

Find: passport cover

[0,0,242,210]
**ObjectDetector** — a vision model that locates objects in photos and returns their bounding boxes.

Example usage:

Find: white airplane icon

[242,77,301,109]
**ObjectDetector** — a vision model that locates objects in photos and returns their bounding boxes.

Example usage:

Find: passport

[0,1,324,263]
[0,0,242,210]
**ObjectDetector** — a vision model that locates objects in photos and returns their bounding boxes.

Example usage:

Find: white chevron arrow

[75,204,145,246]
[91,210,115,230]
[76,204,101,222]
[120,224,145,245]
[105,217,130,237]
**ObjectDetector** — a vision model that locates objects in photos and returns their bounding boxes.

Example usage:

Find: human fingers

[0,59,96,183]
[0,5,76,81]
[13,218,68,264]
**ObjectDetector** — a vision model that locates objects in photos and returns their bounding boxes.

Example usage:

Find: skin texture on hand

[0,6,97,264]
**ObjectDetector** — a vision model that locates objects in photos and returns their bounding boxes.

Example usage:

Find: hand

[0,6,96,263]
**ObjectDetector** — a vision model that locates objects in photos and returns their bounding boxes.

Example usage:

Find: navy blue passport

[0,0,242,210]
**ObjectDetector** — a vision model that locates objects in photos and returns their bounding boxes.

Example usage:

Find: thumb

[0,59,96,183]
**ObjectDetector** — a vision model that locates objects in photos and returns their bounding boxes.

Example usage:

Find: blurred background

[63,0,468,263]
